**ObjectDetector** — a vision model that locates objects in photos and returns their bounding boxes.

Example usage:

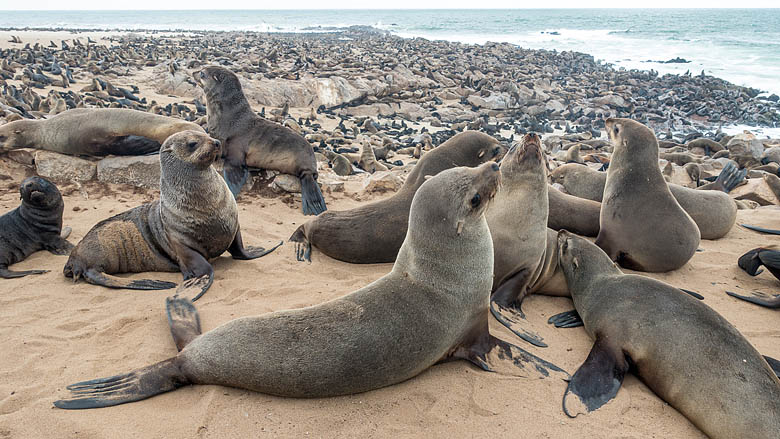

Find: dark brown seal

[193,66,326,215]
[726,247,780,309]
[0,108,203,156]
[0,176,73,278]
[53,163,566,410]
[289,131,505,264]
[557,230,780,439]
[63,131,279,300]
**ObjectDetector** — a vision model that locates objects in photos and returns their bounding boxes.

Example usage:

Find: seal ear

[478,150,486,158]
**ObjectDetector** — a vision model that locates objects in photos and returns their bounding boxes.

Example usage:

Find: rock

[727,132,764,159]
[593,94,626,108]
[341,103,394,118]
[270,173,301,193]
[97,155,161,189]
[362,170,402,193]
[467,92,511,110]
[35,151,96,182]
[394,102,428,121]
[7,148,36,165]
[730,177,779,206]
[545,99,566,113]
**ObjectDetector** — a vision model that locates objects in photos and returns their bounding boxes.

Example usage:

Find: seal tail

[82,268,176,290]
[713,160,746,193]
[54,358,188,410]
[300,173,327,216]
[288,225,312,263]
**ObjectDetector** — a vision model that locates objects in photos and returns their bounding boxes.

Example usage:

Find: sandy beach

[0,28,778,438]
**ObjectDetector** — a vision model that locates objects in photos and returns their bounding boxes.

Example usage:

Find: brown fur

[547,185,601,237]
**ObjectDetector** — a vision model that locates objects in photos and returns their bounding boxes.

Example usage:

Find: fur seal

[289,131,505,264]
[547,185,601,237]
[725,247,780,309]
[596,118,700,272]
[193,66,326,215]
[0,108,203,156]
[556,230,780,439]
[53,163,566,409]
[63,131,278,300]
[0,176,73,278]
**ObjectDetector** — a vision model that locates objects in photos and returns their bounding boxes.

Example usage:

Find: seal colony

[0,28,777,438]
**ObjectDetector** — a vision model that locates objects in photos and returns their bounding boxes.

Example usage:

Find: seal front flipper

[61,226,72,239]
[548,310,583,328]
[563,337,629,418]
[82,268,176,290]
[489,270,547,347]
[0,267,49,278]
[449,331,567,380]
[288,224,312,263]
[222,159,249,197]
[725,290,780,309]
[45,237,75,255]
[166,294,201,352]
[763,356,780,378]
[171,242,214,302]
[713,160,745,193]
[300,172,327,216]
[740,224,780,235]
[227,228,282,260]
[53,358,189,410]
[738,247,780,279]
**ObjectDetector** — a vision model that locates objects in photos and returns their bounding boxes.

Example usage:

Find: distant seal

[0,176,73,278]
[54,163,566,410]
[0,108,203,156]
[193,66,326,215]
[596,118,700,272]
[63,131,278,300]
[289,131,505,263]
[485,133,568,347]
[556,230,780,439]
[725,247,780,309]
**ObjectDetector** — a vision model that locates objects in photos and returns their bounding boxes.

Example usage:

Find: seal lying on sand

[596,118,700,272]
[0,176,73,278]
[289,131,505,263]
[63,131,279,301]
[53,163,566,410]
[557,230,780,439]
[0,108,203,156]
[193,66,326,215]
[725,247,780,309]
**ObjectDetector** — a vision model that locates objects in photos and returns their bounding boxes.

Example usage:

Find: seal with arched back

[53,162,566,410]
[63,131,279,301]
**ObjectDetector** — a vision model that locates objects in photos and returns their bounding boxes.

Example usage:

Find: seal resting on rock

[556,230,780,439]
[193,65,326,215]
[0,176,73,278]
[0,108,203,156]
[63,131,279,300]
[53,162,566,410]
[289,131,505,264]
[596,118,700,272]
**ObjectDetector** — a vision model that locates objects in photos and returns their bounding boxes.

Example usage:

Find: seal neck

[18,200,64,235]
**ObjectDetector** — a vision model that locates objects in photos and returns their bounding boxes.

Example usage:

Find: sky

[0,1,778,10]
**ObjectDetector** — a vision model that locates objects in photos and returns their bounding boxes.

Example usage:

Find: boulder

[270,173,302,193]
[97,155,160,189]
[362,170,402,193]
[35,151,96,182]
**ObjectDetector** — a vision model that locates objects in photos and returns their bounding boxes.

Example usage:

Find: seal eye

[614,125,620,135]
[471,193,481,208]
[187,141,198,150]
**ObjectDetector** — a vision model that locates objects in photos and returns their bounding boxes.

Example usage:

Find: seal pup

[725,247,780,309]
[63,131,279,300]
[0,108,203,156]
[54,163,566,409]
[0,176,73,278]
[596,118,700,272]
[193,66,326,215]
[486,133,568,347]
[556,230,780,439]
[289,131,505,264]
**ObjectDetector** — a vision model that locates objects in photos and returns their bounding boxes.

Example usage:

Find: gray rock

[35,151,96,182]
[270,173,302,193]
[7,148,36,165]
[467,93,511,110]
[362,170,402,193]
[97,155,161,189]
[593,94,627,108]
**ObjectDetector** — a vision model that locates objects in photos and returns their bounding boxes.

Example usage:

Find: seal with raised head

[0,176,73,278]
[63,131,278,300]
[193,66,326,215]
[289,131,505,264]
[0,108,203,156]
[596,118,700,272]
[53,163,566,410]
[556,230,780,439]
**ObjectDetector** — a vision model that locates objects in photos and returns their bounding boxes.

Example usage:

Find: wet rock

[97,155,161,189]
[35,151,96,182]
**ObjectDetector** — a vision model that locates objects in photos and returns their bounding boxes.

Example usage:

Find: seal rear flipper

[106,135,161,156]
[450,332,568,380]
[222,162,249,197]
[725,290,780,309]
[300,173,327,216]
[166,294,201,351]
[713,160,745,193]
[288,224,312,263]
[0,267,49,278]
[740,224,780,235]
[763,356,780,378]
[53,358,188,410]
[563,338,629,418]
[678,288,704,300]
[548,310,584,328]
[82,268,176,290]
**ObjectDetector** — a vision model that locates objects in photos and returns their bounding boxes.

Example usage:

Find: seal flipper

[170,242,214,302]
[489,270,547,347]
[82,268,176,290]
[712,160,746,193]
[45,237,75,255]
[448,330,568,380]
[563,337,629,418]
[61,226,72,239]
[166,294,201,351]
[763,356,780,378]
[0,267,49,278]
[222,160,249,197]
[548,310,584,328]
[725,290,780,309]
[106,135,161,156]
[300,173,327,216]
[740,224,780,235]
[53,358,188,410]
[288,224,312,262]
[228,228,282,260]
